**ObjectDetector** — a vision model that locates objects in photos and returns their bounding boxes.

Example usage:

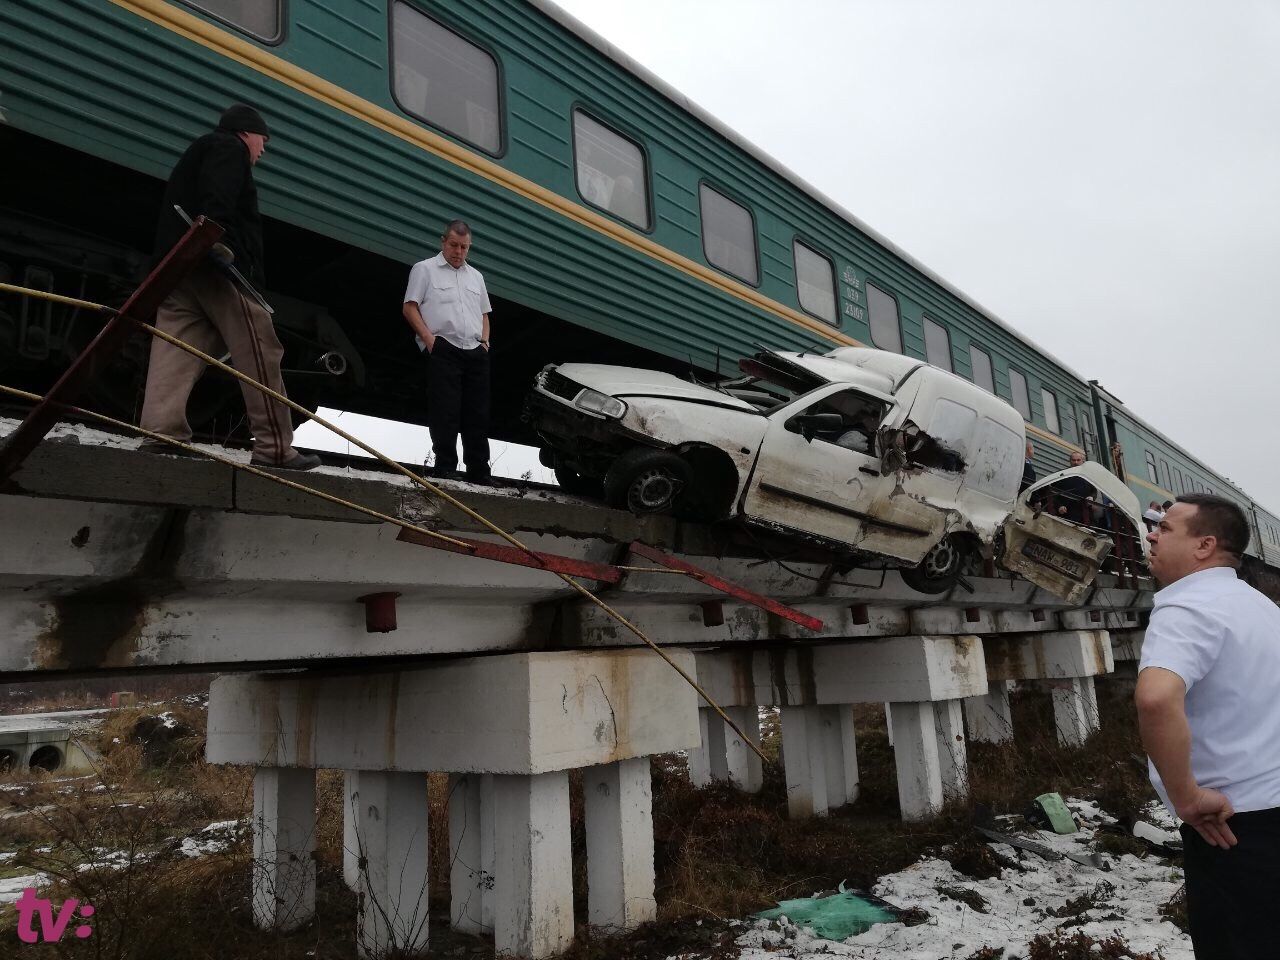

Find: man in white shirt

[402,221,493,482]
[1136,493,1280,958]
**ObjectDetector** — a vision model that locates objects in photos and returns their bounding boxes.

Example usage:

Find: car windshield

[709,351,828,413]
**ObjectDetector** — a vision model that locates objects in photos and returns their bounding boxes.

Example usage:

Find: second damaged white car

[526,347,1147,600]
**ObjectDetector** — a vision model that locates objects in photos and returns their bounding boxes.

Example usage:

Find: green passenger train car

[1,0,1276,571]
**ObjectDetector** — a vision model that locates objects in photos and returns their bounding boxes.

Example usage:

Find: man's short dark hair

[1162,500,1174,510]
[443,219,471,238]
[1176,493,1250,557]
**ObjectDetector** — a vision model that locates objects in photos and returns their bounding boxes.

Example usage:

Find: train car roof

[530,0,1092,387]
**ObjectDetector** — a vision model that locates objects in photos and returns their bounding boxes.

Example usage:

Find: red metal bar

[396,527,624,584]
[628,541,824,632]
[0,217,225,481]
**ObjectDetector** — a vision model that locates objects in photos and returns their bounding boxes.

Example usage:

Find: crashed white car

[526,347,1146,599]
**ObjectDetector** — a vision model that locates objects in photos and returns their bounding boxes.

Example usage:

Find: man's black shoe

[426,466,460,481]
[137,439,201,459]
[465,472,495,487]
[250,452,322,471]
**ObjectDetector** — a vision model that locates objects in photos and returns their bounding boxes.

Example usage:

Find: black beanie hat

[218,104,270,138]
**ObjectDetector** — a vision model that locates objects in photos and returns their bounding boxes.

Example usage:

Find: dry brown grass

[0,682,1160,959]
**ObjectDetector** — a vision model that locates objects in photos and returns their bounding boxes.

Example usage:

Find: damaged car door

[999,462,1146,603]
[740,384,942,563]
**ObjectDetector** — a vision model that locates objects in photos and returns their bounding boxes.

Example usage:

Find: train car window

[1158,458,1170,491]
[865,283,903,353]
[1174,467,1185,494]
[391,3,501,154]
[1040,388,1061,433]
[1008,368,1031,421]
[922,316,953,371]
[969,345,994,393]
[182,1,282,42]
[699,184,759,285]
[792,241,837,323]
[572,111,650,229]
[1061,400,1078,441]
[1145,451,1158,484]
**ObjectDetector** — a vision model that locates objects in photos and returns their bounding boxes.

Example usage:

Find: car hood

[551,363,758,412]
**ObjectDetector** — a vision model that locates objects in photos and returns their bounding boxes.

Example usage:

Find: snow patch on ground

[178,819,246,858]
[0,874,45,905]
[698,800,1191,960]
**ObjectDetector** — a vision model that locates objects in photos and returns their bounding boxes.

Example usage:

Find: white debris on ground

[702,799,1191,960]
[177,819,246,858]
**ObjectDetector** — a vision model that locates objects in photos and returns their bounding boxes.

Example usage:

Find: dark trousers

[426,339,490,477]
[1181,807,1280,958]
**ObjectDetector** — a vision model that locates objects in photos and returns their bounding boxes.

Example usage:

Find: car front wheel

[603,448,691,515]
[901,535,965,593]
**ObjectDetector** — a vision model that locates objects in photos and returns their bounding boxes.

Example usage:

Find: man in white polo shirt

[1136,493,1280,958]
[402,220,493,482]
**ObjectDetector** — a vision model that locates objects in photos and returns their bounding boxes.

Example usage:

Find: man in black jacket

[139,104,319,470]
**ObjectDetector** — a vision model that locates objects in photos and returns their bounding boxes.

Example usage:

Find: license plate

[1021,539,1088,582]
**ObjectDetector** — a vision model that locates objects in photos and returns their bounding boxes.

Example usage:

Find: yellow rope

[0,280,768,762]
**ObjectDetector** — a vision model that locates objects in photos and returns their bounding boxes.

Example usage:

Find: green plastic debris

[1034,792,1079,834]
[752,882,899,940]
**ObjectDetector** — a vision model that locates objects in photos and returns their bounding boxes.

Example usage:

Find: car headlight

[575,389,627,419]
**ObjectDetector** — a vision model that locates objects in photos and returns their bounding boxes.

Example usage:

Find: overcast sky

[306,0,1279,511]
[542,0,1280,512]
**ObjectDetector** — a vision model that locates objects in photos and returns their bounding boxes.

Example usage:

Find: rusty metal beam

[0,217,224,481]
[628,541,824,632]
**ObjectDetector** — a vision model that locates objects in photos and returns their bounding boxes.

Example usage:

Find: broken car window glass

[790,389,886,454]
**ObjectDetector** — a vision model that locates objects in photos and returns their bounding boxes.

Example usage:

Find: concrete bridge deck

[1,418,1151,679]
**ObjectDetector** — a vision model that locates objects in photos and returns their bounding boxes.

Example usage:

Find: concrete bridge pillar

[887,701,944,821]
[780,704,830,818]
[933,699,968,800]
[351,771,430,958]
[448,773,495,934]
[492,771,575,959]
[706,705,764,792]
[583,757,657,931]
[252,766,317,932]
[979,630,1113,746]
[964,681,1014,744]
[1049,676,1101,746]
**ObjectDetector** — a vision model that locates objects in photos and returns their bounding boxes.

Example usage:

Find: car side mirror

[789,412,845,442]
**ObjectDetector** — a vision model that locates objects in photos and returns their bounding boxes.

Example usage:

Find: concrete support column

[343,770,360,891]
[933,699,968,801]
[351,772,430,959]
[707,706,764,793]
[252,766,316,932]
[448,773,495,935]
[583,757,657,931]
[884,702,894,746]
[1051,676,1100,746]
[887,702,944,822]
[686,709,712,787]
[965,681,1014,744]
[780,704,829,818]
[492,771,575,959]
[819,705,859,809]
